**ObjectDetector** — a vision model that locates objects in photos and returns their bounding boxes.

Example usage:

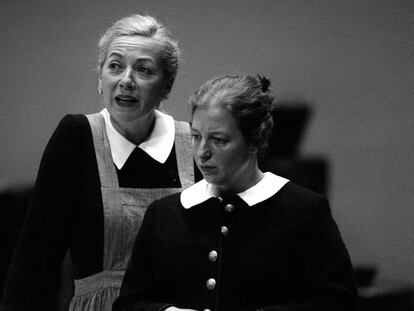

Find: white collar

[180,172,289,209]
[100,108,175,169]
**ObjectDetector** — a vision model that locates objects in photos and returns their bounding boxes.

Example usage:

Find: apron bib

[69,113,194,311]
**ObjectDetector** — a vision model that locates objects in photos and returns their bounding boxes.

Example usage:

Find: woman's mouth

[199,166,216,175]
[115,95,138,107]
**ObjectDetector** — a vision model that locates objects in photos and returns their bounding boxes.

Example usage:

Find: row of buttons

[200,204,236,310]
[207,249,217,291]
[202,204,234,300]
[221,204,233,238]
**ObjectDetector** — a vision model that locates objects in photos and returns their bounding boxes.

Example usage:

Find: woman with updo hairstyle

[1,14,199,311]
[189,74,274,158]
[113,74,360,311]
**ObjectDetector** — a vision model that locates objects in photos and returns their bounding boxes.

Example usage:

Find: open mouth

[115,95,138,107]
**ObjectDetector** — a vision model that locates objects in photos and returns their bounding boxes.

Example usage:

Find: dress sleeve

[112,201,173,311]
[259,198,361,311]
[0,115,82,311]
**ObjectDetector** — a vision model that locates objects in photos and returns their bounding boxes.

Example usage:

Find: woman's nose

[197,140,212,162]
[119,68,135,90]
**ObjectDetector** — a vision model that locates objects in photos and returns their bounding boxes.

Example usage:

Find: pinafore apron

[69,113,194,311]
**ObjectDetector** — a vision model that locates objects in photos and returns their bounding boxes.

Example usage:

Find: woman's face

[99,36,170,125]
[191,103,258,195]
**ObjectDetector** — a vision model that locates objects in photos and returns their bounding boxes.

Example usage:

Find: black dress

[114,175,361,311]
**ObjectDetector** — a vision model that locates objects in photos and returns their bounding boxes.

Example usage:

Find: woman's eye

[137,66,152,75]
[108,62,122,70]
[191,134,201,142]
[213,137,227,144]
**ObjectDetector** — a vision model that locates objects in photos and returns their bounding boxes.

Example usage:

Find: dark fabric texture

[0,114,200,311]
[113,182,360,311]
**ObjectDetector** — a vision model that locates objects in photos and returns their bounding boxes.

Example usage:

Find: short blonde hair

[98,14,180,93]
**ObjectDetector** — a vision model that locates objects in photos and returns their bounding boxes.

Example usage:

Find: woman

[113,75,361,311]
[1,14,198,311]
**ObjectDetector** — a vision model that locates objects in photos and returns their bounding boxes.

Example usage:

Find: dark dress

[113,176,360,311]
[0,114,200,311]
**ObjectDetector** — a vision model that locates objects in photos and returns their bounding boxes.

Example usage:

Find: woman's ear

[162,78,174,100]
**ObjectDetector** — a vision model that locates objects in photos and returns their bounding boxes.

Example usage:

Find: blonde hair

[98,14,180,94]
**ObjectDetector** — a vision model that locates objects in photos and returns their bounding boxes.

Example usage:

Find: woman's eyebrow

[107,51,156,64]
[108,51,123,58]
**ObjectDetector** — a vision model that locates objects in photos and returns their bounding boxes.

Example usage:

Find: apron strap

[174,120,195,189]
[86,113,118,187]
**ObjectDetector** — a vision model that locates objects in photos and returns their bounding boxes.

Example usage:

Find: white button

[221,226,229,237]
[206,278,216,290]
[224,203,235,213]
[208,250,218,262]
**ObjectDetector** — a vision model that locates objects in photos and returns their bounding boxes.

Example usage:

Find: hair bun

[258,75,271,93]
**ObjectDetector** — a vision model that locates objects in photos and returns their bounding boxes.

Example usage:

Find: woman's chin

[203,175,218,185]
[112,102,139,113]
[109,105,142,120]
[204,176,229,192]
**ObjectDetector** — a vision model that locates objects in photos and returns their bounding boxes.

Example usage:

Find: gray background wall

[1,0,413,283]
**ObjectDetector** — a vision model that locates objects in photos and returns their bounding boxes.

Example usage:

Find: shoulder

[173,119,190,126]
[174,119,191,134]
[269,181,330,216]
[279,182,326,203]
[43,114,93,160]
[55,114,90,133]
[261,183,338,239]
[146,192,183,219]
[50,114,90,141]
[150,192,182,210]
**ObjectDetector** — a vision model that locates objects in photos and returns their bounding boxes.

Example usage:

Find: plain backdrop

[1,0,413,283]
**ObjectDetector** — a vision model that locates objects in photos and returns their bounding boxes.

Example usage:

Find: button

[206,278,216,290]
[224,203,235,213]
[221,226,228,237]
[208,250,218,262]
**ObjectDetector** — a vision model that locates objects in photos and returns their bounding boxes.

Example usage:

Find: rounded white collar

[180,172,289,209]
[100,108,175,169]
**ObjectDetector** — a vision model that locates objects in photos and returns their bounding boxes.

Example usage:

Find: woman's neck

[110,112,156,146]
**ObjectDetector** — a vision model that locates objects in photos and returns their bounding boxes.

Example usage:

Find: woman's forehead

[192,105,238,132]
[107,36,163,58]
